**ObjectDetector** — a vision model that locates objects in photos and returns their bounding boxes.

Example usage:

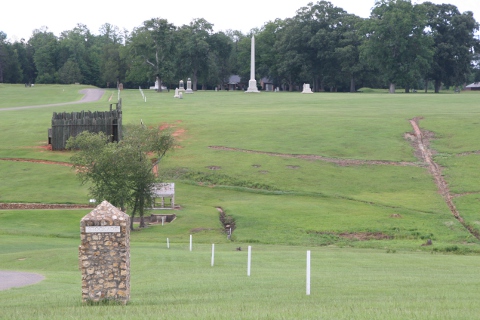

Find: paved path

[0,271,45,290]
[0,88,105,111]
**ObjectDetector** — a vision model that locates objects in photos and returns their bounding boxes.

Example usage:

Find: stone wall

[79,200,130,304]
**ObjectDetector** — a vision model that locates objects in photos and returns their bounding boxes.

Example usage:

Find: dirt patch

[207,166,221,170]
[390,214,403,218]
[208,146,420,167]
[0,203,91,210]
[286,165,300,169]
[310,231,392,241]
[0,158,71,167]
[338,232,393,241]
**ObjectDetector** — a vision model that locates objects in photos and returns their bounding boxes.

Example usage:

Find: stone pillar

[245,35,259,93]
[79,200,130,304]
[185,78,194,93]
[178,80,185,92]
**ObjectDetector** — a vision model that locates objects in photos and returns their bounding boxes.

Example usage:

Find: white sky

[1,0,479,42]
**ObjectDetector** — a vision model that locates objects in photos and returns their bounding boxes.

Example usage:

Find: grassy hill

[1,84,480,318]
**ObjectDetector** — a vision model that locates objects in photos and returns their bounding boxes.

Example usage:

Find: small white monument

[245,36,260,93]
[150,78,160,90]
[179,92,183,99]
[174,88,180,98]
[185,78,193,94]
[178,80,185,92]
[302,83,313,94]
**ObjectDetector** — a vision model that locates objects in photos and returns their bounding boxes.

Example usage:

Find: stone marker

[174,88,180,98]
[178,80,185,92]
[302,83,313,94]
[185,78,193,93]
[79,200,130,304]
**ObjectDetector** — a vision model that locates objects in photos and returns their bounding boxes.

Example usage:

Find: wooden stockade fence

[49,100,123,151]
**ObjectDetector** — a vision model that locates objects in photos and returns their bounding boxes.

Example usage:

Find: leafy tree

[12,39,35,84]
[274,18,306,91]
[423,2,480,92]
[57,59,83,84]
[66,125,175,230]
[127,18,177,90]
[98,24,127,87]
[177,18,213,90]
[334,14,366,92]
[0,33,24,83]
[301,1,348,91]
[256,20,284,88]
[361,0,433,93]
[205,31,233,89]
[29,27,58,83]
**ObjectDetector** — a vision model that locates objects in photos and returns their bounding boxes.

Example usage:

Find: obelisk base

[245,80,260,93]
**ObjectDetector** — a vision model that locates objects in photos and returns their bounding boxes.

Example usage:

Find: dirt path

[408,118,480,239]
[0,271,45,291]
[0,158,71,166]
[0,88,105,111]
[208,146,421,167]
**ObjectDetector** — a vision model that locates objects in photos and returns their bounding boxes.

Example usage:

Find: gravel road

[0,271,45,290]
[0,88,105,111]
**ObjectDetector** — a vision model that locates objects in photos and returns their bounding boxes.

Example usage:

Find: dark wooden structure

[49,100,122,151]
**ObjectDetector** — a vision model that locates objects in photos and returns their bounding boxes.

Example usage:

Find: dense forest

[0,0,479,92]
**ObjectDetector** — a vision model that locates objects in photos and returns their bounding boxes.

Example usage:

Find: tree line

[0,0,479,93]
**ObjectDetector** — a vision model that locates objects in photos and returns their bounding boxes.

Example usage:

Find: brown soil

[208,146,421,167]
[0,203,91,210]
[408,117,480,240]
[0,158,71,167]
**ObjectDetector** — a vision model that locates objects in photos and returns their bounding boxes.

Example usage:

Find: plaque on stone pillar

[79,201,130,304]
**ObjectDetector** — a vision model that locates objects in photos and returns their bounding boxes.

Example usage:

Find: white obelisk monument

[245,36,260,93]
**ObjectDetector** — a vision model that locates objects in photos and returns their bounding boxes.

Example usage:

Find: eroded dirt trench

[408,118,480,240]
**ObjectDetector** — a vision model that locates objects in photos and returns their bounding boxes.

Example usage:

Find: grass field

[1,84,480,318]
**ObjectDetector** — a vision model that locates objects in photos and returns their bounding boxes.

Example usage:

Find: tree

[29,27,58,83]
[334,14,366,92]
[127,18,177,90]
[423,2,480,92]
[177,18,213,90]
[361,0,433,93]
[66,125,175,230]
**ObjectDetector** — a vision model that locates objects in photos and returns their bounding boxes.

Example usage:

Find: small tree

[66,124,175,230]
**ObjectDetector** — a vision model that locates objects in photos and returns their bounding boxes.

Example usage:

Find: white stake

[306,250,311,295]
[190,234,193,251]
[167,238,170,249]
[211,244,215,267]
[247,246,252,276]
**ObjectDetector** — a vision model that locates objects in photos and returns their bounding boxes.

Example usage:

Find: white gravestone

[178,80,185,92]
[302,83,313,94]
[186,78,193,93]
[174,88,180,98]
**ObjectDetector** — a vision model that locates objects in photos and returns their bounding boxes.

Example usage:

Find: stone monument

[174,88,180,98]
[185,78,193,94]
[245,36,260,93]
[178,80,185,92]
[302,83,313,94]
[79,201,130,304]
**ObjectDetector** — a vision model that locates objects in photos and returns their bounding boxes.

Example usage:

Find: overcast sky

[1,0,479,41]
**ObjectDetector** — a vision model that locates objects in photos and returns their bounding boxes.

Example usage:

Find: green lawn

[1,85,480,318]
